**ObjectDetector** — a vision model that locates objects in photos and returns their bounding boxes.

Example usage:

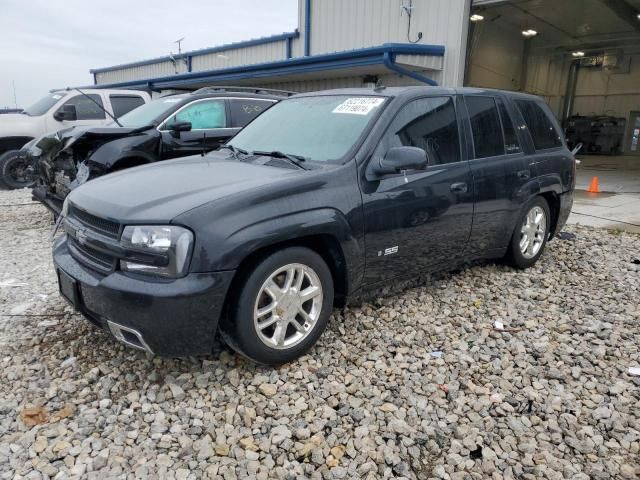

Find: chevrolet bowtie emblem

[75,229,88,246]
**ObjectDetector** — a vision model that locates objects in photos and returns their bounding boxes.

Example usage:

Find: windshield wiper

[219,144,249,160]
[252,150,309,170]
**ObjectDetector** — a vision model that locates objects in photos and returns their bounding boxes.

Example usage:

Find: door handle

[517,170,531,180]
[450,182,468,193]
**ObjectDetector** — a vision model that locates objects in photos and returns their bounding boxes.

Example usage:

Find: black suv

[52,87,575,364]
[29,87,288,214]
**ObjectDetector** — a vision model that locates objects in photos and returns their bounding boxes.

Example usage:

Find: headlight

[120,225,193,278]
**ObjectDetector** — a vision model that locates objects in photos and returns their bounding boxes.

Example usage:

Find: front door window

[164,100,226,130]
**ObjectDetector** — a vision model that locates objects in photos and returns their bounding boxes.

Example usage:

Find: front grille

[68,205,120,239]
[68,238,116,273]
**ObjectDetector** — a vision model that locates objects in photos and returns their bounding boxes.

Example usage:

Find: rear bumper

[53,235,235,356]
[554,190,574,237]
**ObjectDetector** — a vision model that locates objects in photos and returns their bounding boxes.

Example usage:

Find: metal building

[89,0,640,159]
[90,0,472,92]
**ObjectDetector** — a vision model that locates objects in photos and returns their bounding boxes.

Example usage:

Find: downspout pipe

[304,0,311,56]
[383,51,438,86]
[286,36,293,59]
[561,60,580,128]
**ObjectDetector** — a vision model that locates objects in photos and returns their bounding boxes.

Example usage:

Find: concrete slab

[575,156,640,194]
[567,155,640,233]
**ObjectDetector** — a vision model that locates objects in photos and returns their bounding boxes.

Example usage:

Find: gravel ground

[1,187,639,480]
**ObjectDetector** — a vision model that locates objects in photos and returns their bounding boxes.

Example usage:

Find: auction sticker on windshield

[333,97,385,115]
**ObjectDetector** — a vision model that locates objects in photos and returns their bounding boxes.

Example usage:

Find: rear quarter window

[515,99,563,150]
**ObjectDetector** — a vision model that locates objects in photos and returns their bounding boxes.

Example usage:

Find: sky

[0,0,299,109]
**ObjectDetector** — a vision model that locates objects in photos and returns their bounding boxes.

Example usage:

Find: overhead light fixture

[470,14,484,22]
[522,29,538,37]
[572,51,585,57]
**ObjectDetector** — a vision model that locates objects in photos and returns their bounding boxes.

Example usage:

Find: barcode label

[333,97,385,115]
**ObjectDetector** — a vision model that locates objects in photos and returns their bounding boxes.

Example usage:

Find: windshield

[228,95,386,162]
[23,92,67,116]
[116,95,186,128]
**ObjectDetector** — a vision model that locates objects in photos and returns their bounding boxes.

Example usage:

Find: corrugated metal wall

[191,41,288,71]
[95,60,189,85]
[306,0,470,85]
[95,40,290,85]
[95,0,470,88]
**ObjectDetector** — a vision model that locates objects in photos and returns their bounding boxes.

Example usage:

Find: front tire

[0,150,36,190]
[220,247,334,365]
[506,196,550,269]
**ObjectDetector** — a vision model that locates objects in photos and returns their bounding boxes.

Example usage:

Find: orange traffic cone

[586,176,600,193]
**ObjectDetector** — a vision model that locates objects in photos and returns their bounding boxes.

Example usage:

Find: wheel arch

[520,173,563,240]
[227,233,350,308]
[539,191,561,239]
[0,136,34,155]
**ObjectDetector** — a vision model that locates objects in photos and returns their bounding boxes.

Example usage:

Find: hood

[0,113,39,137]
[67,152,304,223]
[29,125,148,163]
[33,125,142,153]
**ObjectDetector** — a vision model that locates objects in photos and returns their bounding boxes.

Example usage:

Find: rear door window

[110,95,145,118]
[61,94,106,120]
[229,99,275,127]
[465,96,504,159]
[515,99,563,150]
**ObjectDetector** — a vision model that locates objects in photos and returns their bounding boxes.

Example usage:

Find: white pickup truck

[0,88,151,189]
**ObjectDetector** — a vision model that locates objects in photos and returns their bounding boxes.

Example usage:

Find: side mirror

[53,104,77,122]
[374,146,428,176]
[169,121,192,137]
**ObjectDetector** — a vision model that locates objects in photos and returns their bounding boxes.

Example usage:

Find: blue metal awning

[89,43,445,90]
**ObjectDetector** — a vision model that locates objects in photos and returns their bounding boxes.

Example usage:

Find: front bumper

[32,186,63,216]
[53,235,235,356]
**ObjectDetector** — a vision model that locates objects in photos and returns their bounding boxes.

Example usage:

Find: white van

[0,88,151,188]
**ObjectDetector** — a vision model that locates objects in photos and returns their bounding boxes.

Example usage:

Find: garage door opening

[465,0,640,159]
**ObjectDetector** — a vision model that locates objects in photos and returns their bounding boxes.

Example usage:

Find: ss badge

[378,246,398,257]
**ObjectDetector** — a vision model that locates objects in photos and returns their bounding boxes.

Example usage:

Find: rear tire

[0,150,36,190]
[220,247,334,365]
[506,196,550,269]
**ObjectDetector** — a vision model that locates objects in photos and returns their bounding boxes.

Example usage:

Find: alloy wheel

[519,206,547,259]
[253,263,323,349]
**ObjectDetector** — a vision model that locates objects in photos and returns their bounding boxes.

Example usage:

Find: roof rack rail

[191,85,297,97]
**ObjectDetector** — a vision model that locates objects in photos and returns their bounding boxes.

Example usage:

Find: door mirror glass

[375,146,428,175]
[54,104,77,122]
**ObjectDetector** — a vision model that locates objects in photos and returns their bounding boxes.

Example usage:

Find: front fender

[88,134,159,168]
[191,208,364,296]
